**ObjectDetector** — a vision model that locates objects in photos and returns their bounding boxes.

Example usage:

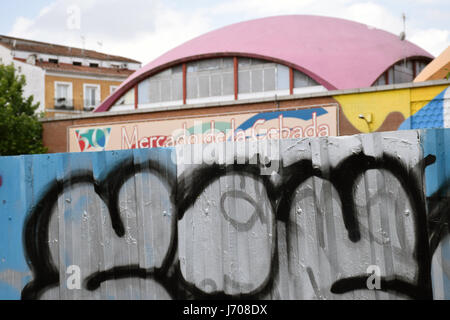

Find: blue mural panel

[400,87,450,130]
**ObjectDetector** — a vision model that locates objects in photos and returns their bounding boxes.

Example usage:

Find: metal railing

[54,98,74,110]
[83,99,101,111]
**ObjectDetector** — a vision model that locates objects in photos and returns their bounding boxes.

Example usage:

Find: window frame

[54,81,73,110]
[54,81,73,100]
[83,83,101,110]
[110,85,119,94]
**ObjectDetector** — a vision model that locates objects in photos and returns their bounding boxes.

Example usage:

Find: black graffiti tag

[21,151,439,300]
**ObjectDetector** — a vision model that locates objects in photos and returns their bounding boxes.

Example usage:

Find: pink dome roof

[95,15,433,112]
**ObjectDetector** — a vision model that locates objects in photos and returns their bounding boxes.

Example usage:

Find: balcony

[83,100,101,112]
[54,98,74,110]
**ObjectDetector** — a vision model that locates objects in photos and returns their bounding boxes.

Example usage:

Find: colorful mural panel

[68,106,338,152]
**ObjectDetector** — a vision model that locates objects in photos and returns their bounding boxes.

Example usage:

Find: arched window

[109,57,327,112]
[138,65,183,106]
[373,59,429,86]
[110,87,135,111]
[186,58,234,103]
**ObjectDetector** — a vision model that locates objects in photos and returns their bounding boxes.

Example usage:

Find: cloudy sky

[1,0,449,65]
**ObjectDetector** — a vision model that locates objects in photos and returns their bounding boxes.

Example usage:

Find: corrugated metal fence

[0,129,449,299]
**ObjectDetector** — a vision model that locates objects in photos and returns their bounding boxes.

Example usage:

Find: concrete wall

[41,96,336,153]
[0,44,12,65]
[0,129,449,300]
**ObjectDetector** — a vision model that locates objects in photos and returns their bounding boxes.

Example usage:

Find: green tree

[0,63,47,156]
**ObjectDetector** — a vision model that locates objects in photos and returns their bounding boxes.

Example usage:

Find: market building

[37,15,450,153]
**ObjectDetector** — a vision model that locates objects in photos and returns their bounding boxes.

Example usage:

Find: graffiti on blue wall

[0,129,450,299]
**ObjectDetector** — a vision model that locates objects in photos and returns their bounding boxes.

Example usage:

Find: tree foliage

[0,63,47,156]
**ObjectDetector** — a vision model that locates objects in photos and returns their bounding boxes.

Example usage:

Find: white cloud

[7,0,450,64]
[410,29,450,56]
[341,2,403,32]
[9,17,34,36]
[8,0,212,64]
[208,0,317,16]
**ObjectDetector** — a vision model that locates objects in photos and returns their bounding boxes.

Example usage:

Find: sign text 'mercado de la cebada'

[69,106,337,152]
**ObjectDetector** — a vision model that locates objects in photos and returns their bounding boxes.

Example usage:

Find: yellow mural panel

[334,89,411,133]
[410,85,449,115]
